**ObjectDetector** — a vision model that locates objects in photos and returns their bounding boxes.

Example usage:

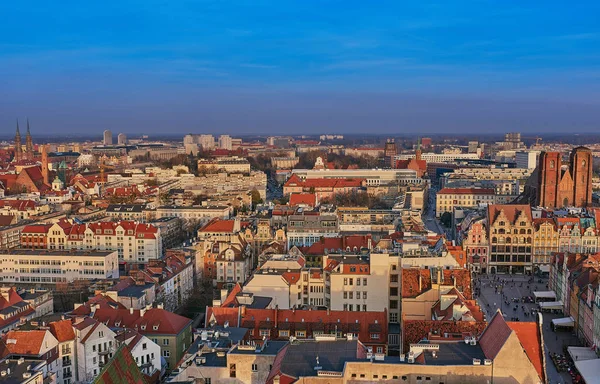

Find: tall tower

[14,120,23,162]
[384,139,397,168]
[537,151,561,208]
[103,130,113,145]
[40,145,49,185]
[415,138,422,162]
[570,147,593,207]
[25,119,34,160]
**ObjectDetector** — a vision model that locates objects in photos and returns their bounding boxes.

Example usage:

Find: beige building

[155,205,231,223]
[270,156,299,169]
[198,156,251,174]
[436,188,496,217]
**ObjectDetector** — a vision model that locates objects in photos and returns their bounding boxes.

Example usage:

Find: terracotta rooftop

[49,319,76,342]
[487,204,532,225]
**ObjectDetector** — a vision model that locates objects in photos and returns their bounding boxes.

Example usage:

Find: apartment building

[487,204,534,274]
[395,152,480,163]
[291,168,421,187]
[532,218,559,274]
[462,219,489,273]
[283,174,365,201]
[0,249,119,284]
[20,220,162,264]
[154,205,230,224]
[182,171,267,201]
[436,188,496,217]
[286,213,339,249]
[92,307,193,369]
[198,156,251,174]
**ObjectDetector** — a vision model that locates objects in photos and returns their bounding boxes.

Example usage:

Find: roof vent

[473,359,481,365]
[484,359,492,366]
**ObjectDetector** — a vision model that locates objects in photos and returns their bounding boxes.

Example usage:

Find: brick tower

[384,139,396,168]
[40,145,49,185]
[570,146,593,207]
[25,119,34,160]
[537,151,561,208]
[14,120,23,162]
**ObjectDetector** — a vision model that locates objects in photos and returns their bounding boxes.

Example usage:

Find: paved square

[475,273,582,384]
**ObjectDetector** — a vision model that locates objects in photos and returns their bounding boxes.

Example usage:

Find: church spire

[25,118,34,160]
[14,119,23,162]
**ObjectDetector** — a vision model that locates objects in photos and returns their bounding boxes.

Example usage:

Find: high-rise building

[218,135,232,150]
[515,151,539,170]
[468,141,479,153]
[537,147,592,208]
[103,129,113,145]
[117,133,127,145]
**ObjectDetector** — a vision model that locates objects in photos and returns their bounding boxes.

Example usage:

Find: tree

[440,212,452,227]
[251,189,263,206]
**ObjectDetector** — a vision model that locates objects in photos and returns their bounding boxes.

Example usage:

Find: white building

[218,135,233,150]
[155,205,231,224]
[0,249,119,284]
[395,152,480,163]
[436,188,497,217]
[103,130,112,145]
[117,133,127,145]
[115,329,162,376]
[515,151,540,170]
[291,168,421,187]
[73,317,117,381]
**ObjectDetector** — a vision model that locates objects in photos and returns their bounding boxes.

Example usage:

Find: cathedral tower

[25,119,34,160]
[14,120,23,162]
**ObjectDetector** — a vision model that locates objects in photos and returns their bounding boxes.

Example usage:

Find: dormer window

[141,325,146,330]
[153,325,159,330]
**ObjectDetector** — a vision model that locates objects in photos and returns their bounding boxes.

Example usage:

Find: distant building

[103,129,113,145]
[516,151,539,170]
[218,134,232,150]
[117,133,127,145]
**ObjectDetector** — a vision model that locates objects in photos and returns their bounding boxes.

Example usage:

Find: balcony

[99,349,112,356]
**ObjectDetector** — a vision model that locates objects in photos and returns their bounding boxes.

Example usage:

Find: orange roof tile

[49,319,76,342]
[507,322,544,382]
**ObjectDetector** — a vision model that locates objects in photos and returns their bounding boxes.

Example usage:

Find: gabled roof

[487,204,532,225]
[478,310,512,360]
[3,330,48,355]
[289,193,317,207]
[92,308,192,335]
[507,322,545,381]
[199,218,237,233]
[49,319,76,342]
[93,344,148,384]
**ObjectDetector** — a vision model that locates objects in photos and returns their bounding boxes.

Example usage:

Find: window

[93,357,97,364]
[349,278,353,285]
[162,350,170,357]
[377,346,384,353]
[98,331,104,338]
[229,364,236,378]
[363,278,367,285]
[205,379,211,384]
[371,333,380,339]
[142,343,147,350]
[163,339,169,346]
[357,278,361,286]
[251,364,258,372]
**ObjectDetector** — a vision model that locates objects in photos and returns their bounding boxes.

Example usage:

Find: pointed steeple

[24,118,34,160]
[14,119,23,162]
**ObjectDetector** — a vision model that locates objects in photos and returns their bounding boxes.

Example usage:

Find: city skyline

[2,1,600,134]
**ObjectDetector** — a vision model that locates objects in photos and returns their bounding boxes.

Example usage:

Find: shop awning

[574,358,600,383]
[552,316,574,328]
[538,301,563,310]
[533,291,556,300]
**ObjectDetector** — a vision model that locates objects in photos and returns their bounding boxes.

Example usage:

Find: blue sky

[1,1,600,135]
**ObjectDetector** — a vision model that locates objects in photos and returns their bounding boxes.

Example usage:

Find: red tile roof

[199,218,237,233]
[49,319,76,342]
[478,310,512,360]
[508,322,545,381]
[288,193,317,207]
[3,330,48,355]
[92,308,192,335]
[221,284,243,307]
[21,224,53,234]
